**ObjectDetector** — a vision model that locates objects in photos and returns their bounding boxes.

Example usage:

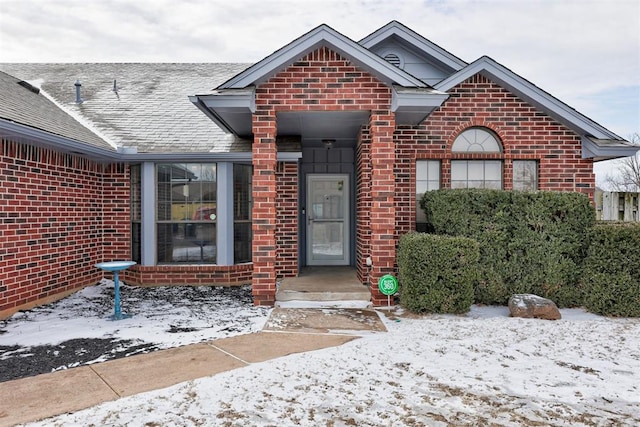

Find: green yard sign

[378,274,398,296]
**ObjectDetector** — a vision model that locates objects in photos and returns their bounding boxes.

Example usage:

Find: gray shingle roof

[0,70,113,150]
[0,63,253,153]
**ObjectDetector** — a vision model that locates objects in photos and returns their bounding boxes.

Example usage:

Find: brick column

[251,108,278,306]
[368,110,397,305]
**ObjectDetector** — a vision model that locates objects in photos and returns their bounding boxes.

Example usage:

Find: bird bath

[95,261,137,320]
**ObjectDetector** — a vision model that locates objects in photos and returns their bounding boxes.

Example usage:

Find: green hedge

[420,189,595,307]
[398,233,479,314]
[582,223,640,317]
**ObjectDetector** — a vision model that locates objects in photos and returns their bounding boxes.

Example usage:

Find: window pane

[156,163,218,264]
[234,164,252,263]
[157,223,216,264]
[451,160,503,189]
[451,160,467,180]
[131,163,141,263]
[485,161,502,180]
[416,161,440,230]
[131,222,141,264]
[484,180,502,189]
[234,164,252,221]
[234,222,252,263]
[513,160,538,190]
[452,128,502,153]
[468,161,484,180]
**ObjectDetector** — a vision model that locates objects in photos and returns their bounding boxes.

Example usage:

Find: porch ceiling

[277,111,370,144]
[191,86,449,139]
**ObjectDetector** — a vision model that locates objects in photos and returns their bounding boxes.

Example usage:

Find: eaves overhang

[217,24,428,90]
[118,151,299,162]
[581,136,640,162]
[189,88,255,137]
[0,118,271,163]
[392,85,449,125]
[0,118,120,162]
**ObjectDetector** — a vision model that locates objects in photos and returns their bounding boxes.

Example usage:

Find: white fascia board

[359,21,467,71]
[581,136,639,160]
[190,89,255,137]
[218,24,427,89]
[435,57,623,141]
[392,85,449,110]
[189,95,237,134]
[391,86,449,125]
[195,89,256,112]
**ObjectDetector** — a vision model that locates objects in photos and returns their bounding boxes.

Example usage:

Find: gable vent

[384,53,402,68]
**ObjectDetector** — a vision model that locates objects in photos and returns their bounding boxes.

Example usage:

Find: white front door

[306,174,349,265]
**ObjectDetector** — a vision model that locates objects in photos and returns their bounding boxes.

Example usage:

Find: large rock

[508,294,561,320]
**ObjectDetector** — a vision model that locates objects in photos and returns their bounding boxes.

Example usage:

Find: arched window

[451,128,503,189]
[451,128,502,153]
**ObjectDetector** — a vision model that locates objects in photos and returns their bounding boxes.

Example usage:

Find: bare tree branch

[605,133,640,192]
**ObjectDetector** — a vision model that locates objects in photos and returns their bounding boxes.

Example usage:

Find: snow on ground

[0,279,270,380]
[8,287,638,427]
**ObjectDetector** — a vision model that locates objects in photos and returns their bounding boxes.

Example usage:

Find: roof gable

[359,21,467,76]
[436,56,623,141]
[435,56,637,160]
[218,24,428,90]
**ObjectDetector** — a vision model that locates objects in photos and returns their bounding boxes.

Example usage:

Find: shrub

[582,223,640,317]
[398,233,479,314]
[420,189,594,306]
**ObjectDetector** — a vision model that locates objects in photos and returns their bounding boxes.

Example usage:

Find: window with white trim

[450,128,503,189]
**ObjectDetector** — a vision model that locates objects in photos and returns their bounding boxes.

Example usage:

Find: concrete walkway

[0,308,386,426]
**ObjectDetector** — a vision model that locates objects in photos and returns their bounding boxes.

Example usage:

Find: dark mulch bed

[0,284,268,383]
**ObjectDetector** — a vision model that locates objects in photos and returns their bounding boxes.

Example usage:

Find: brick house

[1,22,637,317]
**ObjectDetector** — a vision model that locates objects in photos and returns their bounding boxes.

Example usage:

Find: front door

[306,174,350,265]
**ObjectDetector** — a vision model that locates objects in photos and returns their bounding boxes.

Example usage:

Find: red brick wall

[252,46,395,304]
[356,127,371,286]
[0,139,255,317]
[0,141,110,318]
[127,264,252,287]
[275,162,298,279]
[102,163,131,261]
[395,73,594,235]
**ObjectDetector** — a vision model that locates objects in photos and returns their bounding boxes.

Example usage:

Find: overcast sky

[0,0,638,171]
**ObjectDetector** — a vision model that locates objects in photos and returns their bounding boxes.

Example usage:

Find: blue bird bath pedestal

[95,261,137,320]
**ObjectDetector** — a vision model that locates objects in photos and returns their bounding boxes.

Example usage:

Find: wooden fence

[596,191,640,221]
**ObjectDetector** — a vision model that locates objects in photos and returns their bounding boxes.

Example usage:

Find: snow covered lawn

[8,287,638,426]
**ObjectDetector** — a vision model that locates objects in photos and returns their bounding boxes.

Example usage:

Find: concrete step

[276,288,372,302]
[276,267,371,306]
